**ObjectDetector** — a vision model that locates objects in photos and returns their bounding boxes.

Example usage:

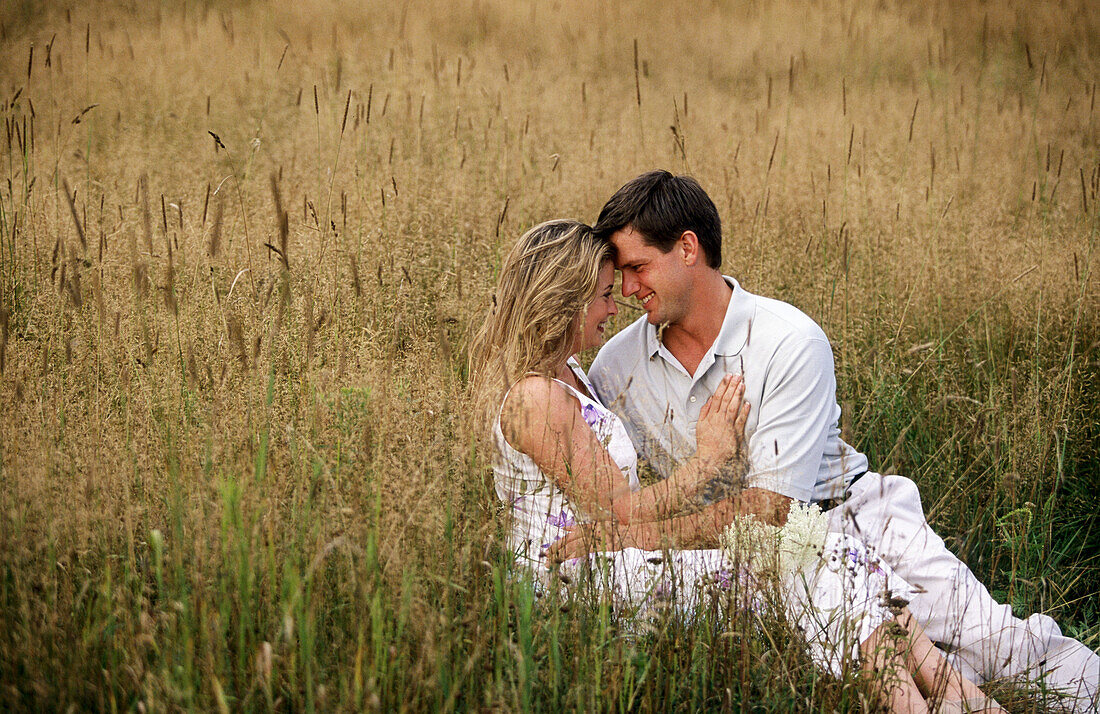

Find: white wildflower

[720,513,780,573]
[721,502,829,576]
[775,501,829,574]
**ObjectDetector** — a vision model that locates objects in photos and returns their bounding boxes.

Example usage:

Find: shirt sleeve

[744,337,838,502]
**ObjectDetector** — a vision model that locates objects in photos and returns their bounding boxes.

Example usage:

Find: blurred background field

[0,0,1097,710]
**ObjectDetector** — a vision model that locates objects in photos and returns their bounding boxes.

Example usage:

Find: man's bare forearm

[551,487,795,561]
[681,454,750,513]
[619,451,748,525]
[648,487,792,549]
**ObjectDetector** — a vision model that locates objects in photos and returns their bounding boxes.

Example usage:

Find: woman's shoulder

[501,375,580,419]
[499,375,582,445]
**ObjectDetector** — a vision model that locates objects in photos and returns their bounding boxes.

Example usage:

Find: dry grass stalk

[0,306,8,375]
[227,315,248,370]
[61,177,87,250]
[208,197,224,258]
[349,254,361,297]
[140,174,154,254]
[266,173,290,271]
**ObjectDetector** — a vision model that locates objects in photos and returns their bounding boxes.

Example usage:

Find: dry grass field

[0,0,1098,710]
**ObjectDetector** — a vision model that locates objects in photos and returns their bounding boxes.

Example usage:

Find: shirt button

[689,396,697,403]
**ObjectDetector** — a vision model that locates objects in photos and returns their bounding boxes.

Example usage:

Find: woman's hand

[694,374,750,467]
[545,521,655,563]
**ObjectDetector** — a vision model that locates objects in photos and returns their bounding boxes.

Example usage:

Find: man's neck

[661,272,732,376]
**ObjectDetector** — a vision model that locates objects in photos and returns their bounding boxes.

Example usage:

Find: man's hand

[739,487,792,527]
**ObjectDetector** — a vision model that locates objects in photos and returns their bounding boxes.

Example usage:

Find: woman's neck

[553,357,588,396]
[553,357,575,383]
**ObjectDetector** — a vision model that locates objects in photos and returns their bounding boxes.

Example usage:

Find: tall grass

[0,0,1097,710]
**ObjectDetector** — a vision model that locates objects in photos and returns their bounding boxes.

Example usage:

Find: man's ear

[679,230,701,266]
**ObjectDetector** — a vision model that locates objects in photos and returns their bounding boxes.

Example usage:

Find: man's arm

[648,486,791,546]
[741,336,838,503]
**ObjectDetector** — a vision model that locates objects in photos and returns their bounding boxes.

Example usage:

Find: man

[585,170,1098,709]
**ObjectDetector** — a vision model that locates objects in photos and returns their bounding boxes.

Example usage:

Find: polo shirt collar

[713,276,753,356]
[643,275,754,359]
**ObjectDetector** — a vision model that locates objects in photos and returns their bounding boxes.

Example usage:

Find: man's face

[610,226,692,326]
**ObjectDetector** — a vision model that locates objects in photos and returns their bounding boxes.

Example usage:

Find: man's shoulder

[589,316,650,391]
[748,290,829,347]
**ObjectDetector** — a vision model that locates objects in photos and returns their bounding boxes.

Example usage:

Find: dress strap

[548,376,592,404]
[566,360,597,400]
[500,372,590,416]
[503,363,599,411]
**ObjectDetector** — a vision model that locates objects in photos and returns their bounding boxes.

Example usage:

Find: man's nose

[621,272,637,296]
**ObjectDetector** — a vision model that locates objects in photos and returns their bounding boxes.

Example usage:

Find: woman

[469,220,1002,713]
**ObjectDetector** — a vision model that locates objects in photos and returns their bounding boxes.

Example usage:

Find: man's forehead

[610,225,645,246]
[609,226,654,266]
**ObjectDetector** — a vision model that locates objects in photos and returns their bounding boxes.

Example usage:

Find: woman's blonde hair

[469,219,610,432]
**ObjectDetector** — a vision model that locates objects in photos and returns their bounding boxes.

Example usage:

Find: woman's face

[577,261,618,352]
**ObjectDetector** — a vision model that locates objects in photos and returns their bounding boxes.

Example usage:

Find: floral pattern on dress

[581,403,615,446]
[547,511,576,528]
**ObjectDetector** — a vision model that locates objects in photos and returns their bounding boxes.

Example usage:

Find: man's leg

[828,472,1099,711]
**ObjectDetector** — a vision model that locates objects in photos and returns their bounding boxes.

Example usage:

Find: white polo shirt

[588,277,867,504]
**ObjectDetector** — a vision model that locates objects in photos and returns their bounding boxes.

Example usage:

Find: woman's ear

[679,230,701,266]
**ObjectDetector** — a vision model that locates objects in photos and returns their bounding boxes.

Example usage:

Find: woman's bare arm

[500,374,748,525]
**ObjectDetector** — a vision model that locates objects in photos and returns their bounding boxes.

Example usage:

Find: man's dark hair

[593,170,722,269]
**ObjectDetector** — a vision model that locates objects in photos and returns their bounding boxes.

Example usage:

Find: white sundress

[491,358,915,675]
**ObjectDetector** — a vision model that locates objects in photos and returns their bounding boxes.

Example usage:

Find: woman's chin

[579,337,604,352]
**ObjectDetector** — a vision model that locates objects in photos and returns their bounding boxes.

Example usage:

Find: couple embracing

[470,171,1099,712]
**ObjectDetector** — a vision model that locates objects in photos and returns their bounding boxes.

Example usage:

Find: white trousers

[829,472,1099,712]
[551,539,914,677]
